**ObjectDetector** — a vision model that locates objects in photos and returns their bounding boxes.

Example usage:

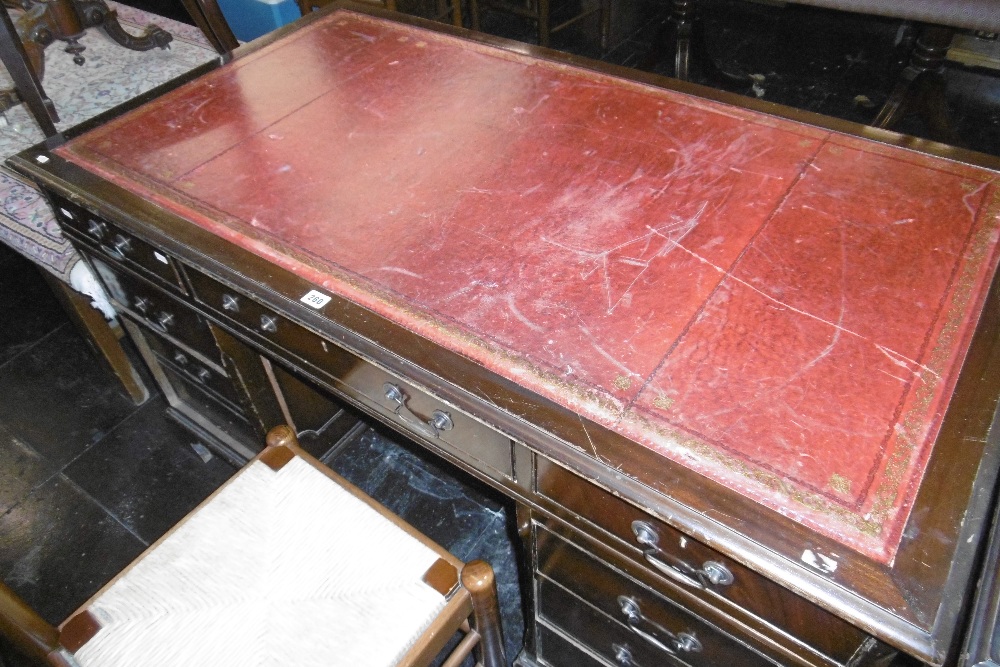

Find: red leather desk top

[56,10,1000,562]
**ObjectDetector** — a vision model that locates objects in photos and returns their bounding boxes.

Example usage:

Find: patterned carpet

[0,4,217,281]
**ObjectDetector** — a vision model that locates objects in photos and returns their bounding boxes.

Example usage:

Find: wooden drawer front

[536,524,779,667]
[51,194,184,291]
[536,623,610,667]
[143,332,242,409]
[86,253,220,359]
[186,269,513,478]
[158,363,259,452]
[535,455,867,663]
[160,361,246,425]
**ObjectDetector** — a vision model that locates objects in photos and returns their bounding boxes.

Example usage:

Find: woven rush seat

[1,427,505,667]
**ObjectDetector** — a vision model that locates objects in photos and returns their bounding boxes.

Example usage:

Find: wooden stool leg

[0,581,60,665]
[461,560,506,667]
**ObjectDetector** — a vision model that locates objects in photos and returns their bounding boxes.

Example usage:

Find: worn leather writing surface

[57,10,1000,561]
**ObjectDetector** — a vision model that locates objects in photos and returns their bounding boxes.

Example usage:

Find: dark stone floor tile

[0,475,146,625]
[0,248,68,369]
[63,395,236,544]
[0,424,57,516]
[328,426,526,660]
[329,426,507,546]
[0,324,140,469]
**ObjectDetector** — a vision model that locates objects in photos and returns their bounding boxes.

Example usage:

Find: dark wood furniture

[178,0,239,54]
[649,0,999,143]
[0,0,174,122]
[3,0,173,77]
[468,0,610,49]
[9,5,1000,666]
[0,4,57,135]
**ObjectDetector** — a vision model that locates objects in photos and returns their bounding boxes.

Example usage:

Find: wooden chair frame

[0,426,506,667]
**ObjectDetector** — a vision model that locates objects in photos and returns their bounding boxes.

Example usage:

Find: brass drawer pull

[260,314,279,334]
[632,521,734,588]
[111,233,133,258]
[382,383,454,439]
[221,293,240,313]
[156,311,175,331]
[87,218,108,240]
[617,596,701,656]
[612,643,640,666]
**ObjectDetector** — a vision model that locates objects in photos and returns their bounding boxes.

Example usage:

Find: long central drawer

[183,264,515,481]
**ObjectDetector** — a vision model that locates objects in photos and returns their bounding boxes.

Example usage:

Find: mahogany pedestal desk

[10,5,1000,666]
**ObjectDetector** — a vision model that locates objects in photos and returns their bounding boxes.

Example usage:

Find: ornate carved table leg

[74,0,173,53]
[4,0,172,81]
[0,0,171,127]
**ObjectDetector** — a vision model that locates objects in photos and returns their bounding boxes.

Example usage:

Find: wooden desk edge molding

[10,4,1000,665]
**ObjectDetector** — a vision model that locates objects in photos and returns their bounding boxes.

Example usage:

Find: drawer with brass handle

[535,522,780,667]
[51,194,185,292]
[85,252,219,358]
[534,454,868,664]
[186,267,514,479]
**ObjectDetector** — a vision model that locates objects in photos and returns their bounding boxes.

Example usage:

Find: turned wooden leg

[462,560,506,667]
[873,24,958,144]
[640,0,746,88]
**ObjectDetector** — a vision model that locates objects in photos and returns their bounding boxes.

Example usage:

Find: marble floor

[1,1,999,665]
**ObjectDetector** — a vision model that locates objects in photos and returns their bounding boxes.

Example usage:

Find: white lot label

[300,290,331,310]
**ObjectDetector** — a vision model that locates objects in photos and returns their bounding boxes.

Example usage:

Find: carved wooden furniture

[0,425,506,667]
[0,0,174,124]
[9,5,1000,666]
[2,0,172,78]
